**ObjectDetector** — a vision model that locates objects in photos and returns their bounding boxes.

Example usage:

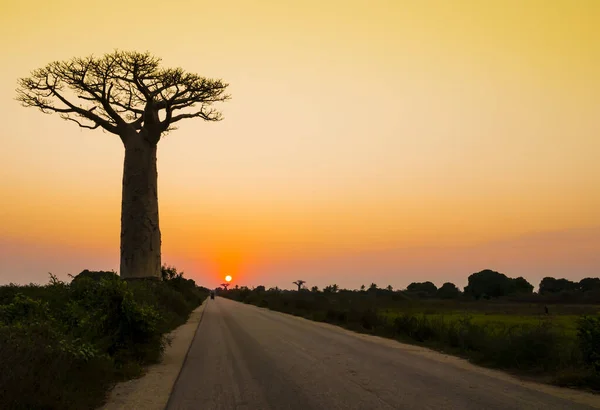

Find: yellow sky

[0,0,599,287]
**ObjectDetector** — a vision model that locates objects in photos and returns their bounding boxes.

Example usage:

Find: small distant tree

[369,283,378,291]
[254,285,266,293]
[539,277,578,295]
[221,283,230,291]
[16,51,230,279]
[511,277,534,294]
[324,284,339,293]
[360,284,366,291]
[579,278,600,292]
[407,281,438,297]
[436,282,461,299]
[311,286,319,292]
[464,269,513,299]
[292,280,306,291]
[386,285,393,292]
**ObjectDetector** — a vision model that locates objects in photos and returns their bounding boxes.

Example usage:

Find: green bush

[578,315,600,373]
[0,266,208,410]
[0,320,114,410]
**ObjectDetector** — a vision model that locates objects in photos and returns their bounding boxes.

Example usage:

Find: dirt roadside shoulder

[100,299,209,410]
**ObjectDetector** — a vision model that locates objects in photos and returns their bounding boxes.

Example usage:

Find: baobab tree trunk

[119,132,161,279]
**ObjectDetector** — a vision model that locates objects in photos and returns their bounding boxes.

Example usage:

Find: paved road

[167,297,599,410]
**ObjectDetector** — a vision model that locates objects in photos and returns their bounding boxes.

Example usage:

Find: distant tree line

[216,269,600,303]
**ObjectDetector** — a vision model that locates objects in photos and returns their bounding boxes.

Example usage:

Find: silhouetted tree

[539,277,577,294]
[255,285,266,293]
[511,277,534,294]
[16,51,229,279]
[579,278,600,292]
[293,280,306,291]
[369,283,378,291]
[436,282,461,299]
[324,284,339,293]
[160,264,183,281]
[360,284,366,291]
[221,283,230,291]
[464,269,532,299]
[311,286,319,292]
[464,270,510,299]
[386,285,393,291]
[407,281,438,297]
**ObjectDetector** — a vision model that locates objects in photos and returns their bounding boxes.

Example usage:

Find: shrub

[481,321,573,371]
[578,315,600,373]
[0,321,114,410]
[0,267,208,410]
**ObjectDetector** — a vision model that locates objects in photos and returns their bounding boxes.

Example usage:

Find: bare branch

[16,50,230,140]
[62,115,101,129]
[169,106,223,124]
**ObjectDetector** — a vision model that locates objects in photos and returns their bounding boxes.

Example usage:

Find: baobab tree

[221,283,230,291]
[16,51,229,279]
[292,280,306,291]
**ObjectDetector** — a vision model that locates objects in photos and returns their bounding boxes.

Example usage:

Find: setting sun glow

[0,0,598,290]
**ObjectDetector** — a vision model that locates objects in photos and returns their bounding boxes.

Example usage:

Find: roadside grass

[0,269,208,410]
[223,289,600,391]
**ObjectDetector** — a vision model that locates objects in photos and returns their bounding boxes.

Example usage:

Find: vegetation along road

[166,297,599,410]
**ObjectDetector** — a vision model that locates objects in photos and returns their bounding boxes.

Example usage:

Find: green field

[378,301,600,336]
[380,311,580,335]
[377,302,600,336]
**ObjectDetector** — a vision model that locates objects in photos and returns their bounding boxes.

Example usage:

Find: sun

[225,275,232,282]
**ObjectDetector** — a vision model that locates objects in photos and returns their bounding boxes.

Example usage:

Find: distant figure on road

[210,291,215,300]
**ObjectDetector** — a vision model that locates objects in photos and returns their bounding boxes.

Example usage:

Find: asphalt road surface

[166,297,599,410]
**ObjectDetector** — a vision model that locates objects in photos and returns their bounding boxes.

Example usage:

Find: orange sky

[1,0,599,289]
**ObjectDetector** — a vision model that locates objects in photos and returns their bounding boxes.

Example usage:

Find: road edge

[99,298,209,410]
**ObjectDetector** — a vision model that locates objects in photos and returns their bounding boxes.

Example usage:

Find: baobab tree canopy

[293,280,306,291]
[16,50,229,141]
[16,51,230,280]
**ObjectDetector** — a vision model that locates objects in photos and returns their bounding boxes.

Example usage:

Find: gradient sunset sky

[1,0,599,290]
